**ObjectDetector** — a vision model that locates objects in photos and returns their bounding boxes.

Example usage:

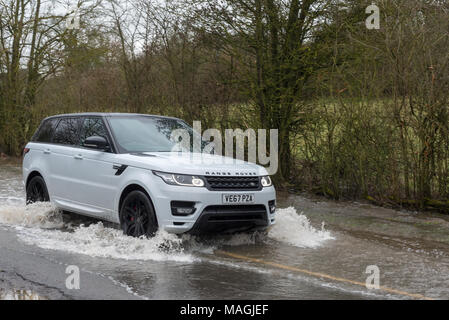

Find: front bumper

[150,179,276,234]
[188,204,270,235]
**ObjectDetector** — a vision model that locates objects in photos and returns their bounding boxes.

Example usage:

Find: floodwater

[1,160,449,300]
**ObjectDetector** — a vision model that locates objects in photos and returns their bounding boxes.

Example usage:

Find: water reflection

[0,289,47,300]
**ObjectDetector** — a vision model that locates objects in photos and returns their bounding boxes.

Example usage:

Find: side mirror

[83,136,110,151]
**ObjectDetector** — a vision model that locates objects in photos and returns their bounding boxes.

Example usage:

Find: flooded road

[1,160,449,300]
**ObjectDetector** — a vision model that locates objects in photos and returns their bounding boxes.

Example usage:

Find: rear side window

[33,119,57,143]
[53,118,80,146]
[80,117,109,145]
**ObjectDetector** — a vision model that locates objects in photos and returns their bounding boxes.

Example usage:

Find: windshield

[107,116,205,153]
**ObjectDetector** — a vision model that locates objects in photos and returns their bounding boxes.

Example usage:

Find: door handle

[74,154,83,160]
[43,149,51,154]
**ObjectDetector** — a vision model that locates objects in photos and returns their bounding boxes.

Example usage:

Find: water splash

[268,207,334,248]
[179,207,334,251]
[176,231,265,255]
[0,202,63,229]
[0,201,333,262]
[18,222,196,263]
[0,202,195,263]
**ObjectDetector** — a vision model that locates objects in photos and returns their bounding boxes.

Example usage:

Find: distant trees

[296,0,449,206]
[0,0,99,155]
[105,0,243,125]
[187,0,332,181]
[379,0,449,201]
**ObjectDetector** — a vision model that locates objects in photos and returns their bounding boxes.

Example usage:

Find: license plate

[222,194,255,204]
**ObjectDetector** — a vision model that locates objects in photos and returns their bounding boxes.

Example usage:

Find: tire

[26,175,50,204]
[119,190,158,237]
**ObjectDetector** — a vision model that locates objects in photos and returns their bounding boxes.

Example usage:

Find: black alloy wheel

[120,190,158,237]
[26,176,50,204]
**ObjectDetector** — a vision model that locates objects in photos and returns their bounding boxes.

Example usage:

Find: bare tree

[185,0,332,181]
[0,0,100,155]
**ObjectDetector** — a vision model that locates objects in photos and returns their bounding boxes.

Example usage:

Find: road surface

[1,161,448,300]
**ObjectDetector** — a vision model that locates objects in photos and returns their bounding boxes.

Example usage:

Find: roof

[43,112,181,121]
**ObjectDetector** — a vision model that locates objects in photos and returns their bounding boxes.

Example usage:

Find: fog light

[171,201,196,216]
[268,200,276,213]
[176,207,194,215]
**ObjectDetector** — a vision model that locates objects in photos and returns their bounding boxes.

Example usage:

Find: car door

[27,118,59,196]
[46,117,82,203]
[69,117,118,220]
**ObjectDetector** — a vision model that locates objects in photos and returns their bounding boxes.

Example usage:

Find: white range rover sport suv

[23,113,276,237]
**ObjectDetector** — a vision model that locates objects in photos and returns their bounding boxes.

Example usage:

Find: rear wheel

[119,190,158,237]
[26,176,50,204]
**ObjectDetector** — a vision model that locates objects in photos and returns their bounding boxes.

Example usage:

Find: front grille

[189,205,268,234]
[208,214,263,221]
[203,205,267,220]
[205,176,261,191]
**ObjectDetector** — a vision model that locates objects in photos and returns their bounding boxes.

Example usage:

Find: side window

[33,119,57,143]
[53,118,80,146]
[80,117,109,146]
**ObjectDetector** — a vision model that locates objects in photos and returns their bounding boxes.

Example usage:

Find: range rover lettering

[22,113,276,237]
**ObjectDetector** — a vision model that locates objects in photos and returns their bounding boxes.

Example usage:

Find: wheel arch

[118,183,156,218]
[25,170,50,203]
[25,170,45,189]
[117,183,159,236]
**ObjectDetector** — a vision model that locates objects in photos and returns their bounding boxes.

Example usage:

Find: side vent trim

[113,164,128,176]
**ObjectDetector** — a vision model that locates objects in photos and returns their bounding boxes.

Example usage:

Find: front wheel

[26,176,50,204]
[119,190,158,237]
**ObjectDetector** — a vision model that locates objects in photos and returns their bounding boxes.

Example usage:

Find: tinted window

[80,117,109,146]
[53,118,80,145]
[33,119,57,143]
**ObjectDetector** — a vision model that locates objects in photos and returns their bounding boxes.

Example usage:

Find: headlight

[153,171,205,187]
[261,176,272,187]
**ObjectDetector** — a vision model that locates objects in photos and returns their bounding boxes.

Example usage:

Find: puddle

[0,288,47,300]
